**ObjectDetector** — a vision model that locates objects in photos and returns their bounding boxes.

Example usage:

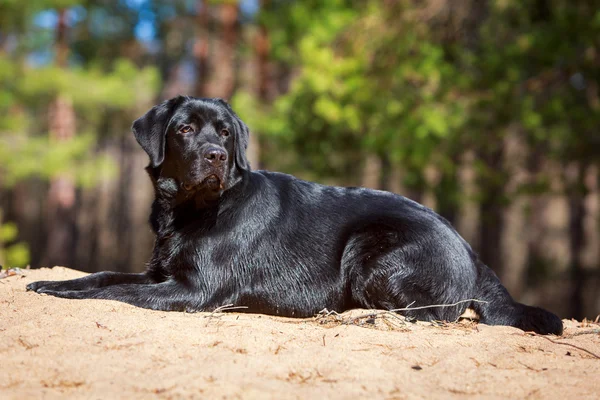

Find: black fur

[28,96,563,335]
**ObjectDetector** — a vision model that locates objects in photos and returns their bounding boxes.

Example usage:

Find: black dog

[28,96,563,335]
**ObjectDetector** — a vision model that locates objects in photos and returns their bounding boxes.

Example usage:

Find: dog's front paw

[27,280,72,293]
[27,280,50,292]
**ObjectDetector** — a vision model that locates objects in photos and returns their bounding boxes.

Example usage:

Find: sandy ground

[1,267,599,399]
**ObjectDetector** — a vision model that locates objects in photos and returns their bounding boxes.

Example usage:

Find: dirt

[1,267,599,399]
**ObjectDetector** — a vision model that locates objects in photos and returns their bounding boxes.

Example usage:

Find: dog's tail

[471,261,563,335]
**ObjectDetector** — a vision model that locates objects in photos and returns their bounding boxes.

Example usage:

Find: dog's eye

[179,126,193,134]
[221,129,230,137]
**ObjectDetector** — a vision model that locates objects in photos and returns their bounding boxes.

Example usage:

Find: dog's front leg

[34,281,205,312]
[27,271,153,293]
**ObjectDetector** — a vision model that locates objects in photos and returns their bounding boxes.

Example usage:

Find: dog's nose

[203,147,227,166]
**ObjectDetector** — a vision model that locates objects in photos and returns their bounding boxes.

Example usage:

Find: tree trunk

[378,153,392,192]
[193,1,239,100]
[524,147,547,288]
[566,162,588,320]
[194,0,210,97]
[114,131,134,272]
[256,5,270,102]
[403,169,426,204]
[434,156,459,226]
[361,155,381,189]
[246,0,271,170]
[202,2,239,99]
[477,144,506,277]
[44,8,77,267]
[216,2,238,99]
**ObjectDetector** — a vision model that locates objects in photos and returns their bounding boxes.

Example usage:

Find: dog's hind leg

[343,227,476,323]
[354,263,474,323]
[27,271,153,293]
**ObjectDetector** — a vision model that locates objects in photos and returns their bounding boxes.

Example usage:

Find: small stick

[563,329,600,339]
[389,299,488,313]
[533,334,600,360]
[343,298,487,325]
[211,304,249,313]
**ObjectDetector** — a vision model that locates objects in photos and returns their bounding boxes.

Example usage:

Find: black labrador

[28,96,563,335]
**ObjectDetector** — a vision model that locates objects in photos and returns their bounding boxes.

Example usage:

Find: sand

[1,267,599,399]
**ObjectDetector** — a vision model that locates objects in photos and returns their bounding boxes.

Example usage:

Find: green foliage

[0,56,159,186]
[0,216,31,268]
[0,222,18,243]
[465,0,600,202]
[0,0,161,267]
[254,1,467,182]
[19,60,159,111]
[249,0,600,202]
[0,132,117,187]
[3,241,31,268]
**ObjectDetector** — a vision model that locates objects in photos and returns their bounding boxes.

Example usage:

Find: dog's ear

[132,96,185,168]
[216,99,250,171]
[233,115,250,171]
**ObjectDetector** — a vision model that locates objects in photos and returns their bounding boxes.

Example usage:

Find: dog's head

[132,96,250,202]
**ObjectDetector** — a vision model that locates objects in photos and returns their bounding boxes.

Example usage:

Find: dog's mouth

[182,174,224,193]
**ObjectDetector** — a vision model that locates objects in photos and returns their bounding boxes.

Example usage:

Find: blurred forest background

[0,0,598,319]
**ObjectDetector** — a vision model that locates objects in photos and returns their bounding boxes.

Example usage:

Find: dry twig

[531,334,600,360]
[315,298,486,330]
